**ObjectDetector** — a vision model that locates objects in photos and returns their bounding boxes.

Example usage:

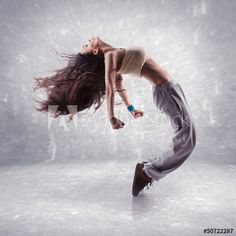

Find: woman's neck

[99,42,114,54]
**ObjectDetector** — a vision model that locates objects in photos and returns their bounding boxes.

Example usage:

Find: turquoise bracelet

[127,104,135,112]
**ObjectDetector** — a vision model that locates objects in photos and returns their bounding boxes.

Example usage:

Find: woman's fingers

[134,111,143,118]
[119,122,125,128]
[118,119,125,126]
[112,121,125,129]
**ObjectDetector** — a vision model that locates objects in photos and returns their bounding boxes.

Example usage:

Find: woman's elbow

[105,87,114,96]
[105,85,110,93]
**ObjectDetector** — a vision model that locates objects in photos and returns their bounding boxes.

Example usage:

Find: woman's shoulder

[104,48,127,72]
[105,47,126,55]
[104,48,127,62]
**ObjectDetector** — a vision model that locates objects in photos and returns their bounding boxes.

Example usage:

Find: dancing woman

[33,37,196,197]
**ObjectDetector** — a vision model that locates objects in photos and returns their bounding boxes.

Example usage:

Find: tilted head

[80,36,101,55]
[33,37,107,118]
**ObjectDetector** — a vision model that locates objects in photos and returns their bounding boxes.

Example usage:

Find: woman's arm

[115,74,144,119]
[115,74,132,107]
[104,52,125,129]
[104,52,116,118]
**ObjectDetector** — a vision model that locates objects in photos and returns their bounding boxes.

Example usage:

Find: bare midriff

[141,58,172,86]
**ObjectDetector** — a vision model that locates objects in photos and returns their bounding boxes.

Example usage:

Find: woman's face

[80,37,100,54]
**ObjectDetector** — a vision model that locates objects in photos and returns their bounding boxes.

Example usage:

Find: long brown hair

[33,51,106,118]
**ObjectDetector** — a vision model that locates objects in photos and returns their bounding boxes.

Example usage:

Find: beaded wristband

[116,89,126,93]
[127,104,135,112]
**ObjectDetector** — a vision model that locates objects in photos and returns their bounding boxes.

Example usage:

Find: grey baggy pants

[143,79,197,181]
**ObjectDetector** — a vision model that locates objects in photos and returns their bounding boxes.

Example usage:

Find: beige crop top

[117,47,150,77]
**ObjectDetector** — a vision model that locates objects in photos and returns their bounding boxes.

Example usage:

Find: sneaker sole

[132,163,144,197]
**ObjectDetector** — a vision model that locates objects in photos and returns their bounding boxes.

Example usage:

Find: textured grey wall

[0,0,235,165]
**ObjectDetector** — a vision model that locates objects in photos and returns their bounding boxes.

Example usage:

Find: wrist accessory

[127,104,135,112]
[116,89,126,93]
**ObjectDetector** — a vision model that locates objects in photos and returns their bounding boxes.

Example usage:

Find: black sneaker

[132,162,153,197]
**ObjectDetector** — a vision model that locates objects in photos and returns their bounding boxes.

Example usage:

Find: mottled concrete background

[0,0,235,235]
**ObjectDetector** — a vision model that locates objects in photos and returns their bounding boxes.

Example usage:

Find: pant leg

[143,79,197,181]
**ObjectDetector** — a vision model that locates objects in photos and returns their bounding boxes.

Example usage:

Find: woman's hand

[110,117,125,130]
[131,109,144,119]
